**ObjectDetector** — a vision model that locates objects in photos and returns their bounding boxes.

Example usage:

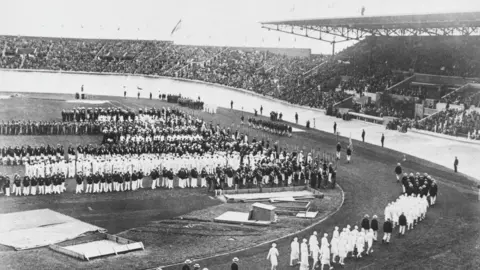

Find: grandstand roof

[261,12,480,43]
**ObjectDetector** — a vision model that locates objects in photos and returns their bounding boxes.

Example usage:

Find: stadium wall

[175,44,311,57]
[411,128,480,145]
[415,74,480,85]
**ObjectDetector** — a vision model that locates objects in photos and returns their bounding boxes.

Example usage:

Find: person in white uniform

[266,243,279,270]
[300,239,309,270]
[290,237,300,266]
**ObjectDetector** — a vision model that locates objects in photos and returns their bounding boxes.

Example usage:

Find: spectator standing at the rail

[123,86,127,99]
[382,218,393,244]
[231,257,239,270]
[361,129,366,142]
[295,112,298,124]
[454,157,459,173]
[333,122,337,134]
[381,133,385,147]
[267,243,279,270]
[230,100,233,110]
[150,92,152,100]
[137,91,140,99]
[395,163,402,182]
[260,106,263,115]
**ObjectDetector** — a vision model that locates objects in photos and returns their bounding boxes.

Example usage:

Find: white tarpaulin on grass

[0,209,105,250]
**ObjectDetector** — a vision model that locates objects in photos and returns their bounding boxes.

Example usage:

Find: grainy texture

[0,93,478,270]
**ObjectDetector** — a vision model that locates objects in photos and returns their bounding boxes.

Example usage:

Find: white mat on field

[65,100,110,104]
[0,209,105,250]
[224,190,313,201]
[292,127,305,132]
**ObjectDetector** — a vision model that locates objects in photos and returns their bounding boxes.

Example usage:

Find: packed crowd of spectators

[414,108,480,139]
[388,87,426,99]
[1,35,480,116]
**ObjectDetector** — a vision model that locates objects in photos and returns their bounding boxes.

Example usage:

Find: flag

[137,86,143,91]
[170,19,182,36]
[349,133,353,151]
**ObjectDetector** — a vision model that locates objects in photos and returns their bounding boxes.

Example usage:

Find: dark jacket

[395,166,402,175]
[399,214,407,226]
[383,220,393,233]
[231,262,239,270]
[361,218,370,230]
[371,219,378,231]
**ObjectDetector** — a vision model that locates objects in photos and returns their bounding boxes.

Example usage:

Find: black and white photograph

[0,0,479,269]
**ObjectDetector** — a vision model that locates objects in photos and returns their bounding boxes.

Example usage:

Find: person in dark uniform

[336,142,341,160]
[4,176,11,196]
[346,146,352,163]
[149,92,152,100]
[295,112,298,124]
[361,214,370,231]
[381,133,385,147]
[429,182,438,206]
[182,259,192,270]
[260,105,263,115]
[382,218,393,244]
[14,174,22,196]
[454,156,459,173]
[371,215,379,241]
[398,212,407,236]
[23,175,31,196]
[333,122,337,134]
[231,257,239,270]
[30,176,37,196]
[230,100,233,110]
[394,163,402,183]
[361,129,366,142]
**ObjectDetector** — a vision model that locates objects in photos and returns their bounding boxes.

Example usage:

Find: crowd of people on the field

[0,120,103,135]
[0,101,341,196]
[414,108,480,139]
[247,117,293,136]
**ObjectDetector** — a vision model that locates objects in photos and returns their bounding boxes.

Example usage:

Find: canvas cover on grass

[0,209,105,250]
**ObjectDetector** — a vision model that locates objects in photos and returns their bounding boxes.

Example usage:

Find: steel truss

[261,24,480,44]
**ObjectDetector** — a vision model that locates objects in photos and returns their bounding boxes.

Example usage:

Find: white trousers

[31,187,36,195]
[86,184,93,193]
[151,178,158,189]
[5,187,10,196]
[75,183,83,193]
[399,225,406,234]
[39,186,45,194]
[168,179,174,189]
[347,155,351,162]
[23,187,30,195]
[190,178,198,188]
[200,178,207,187]
[383,233,391,242]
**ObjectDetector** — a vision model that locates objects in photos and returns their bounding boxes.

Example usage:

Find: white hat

[313,231,317,235]
[233,257,239,262]
[185,259,192,264]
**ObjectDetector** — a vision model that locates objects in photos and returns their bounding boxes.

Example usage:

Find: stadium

[0,2,480,270]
